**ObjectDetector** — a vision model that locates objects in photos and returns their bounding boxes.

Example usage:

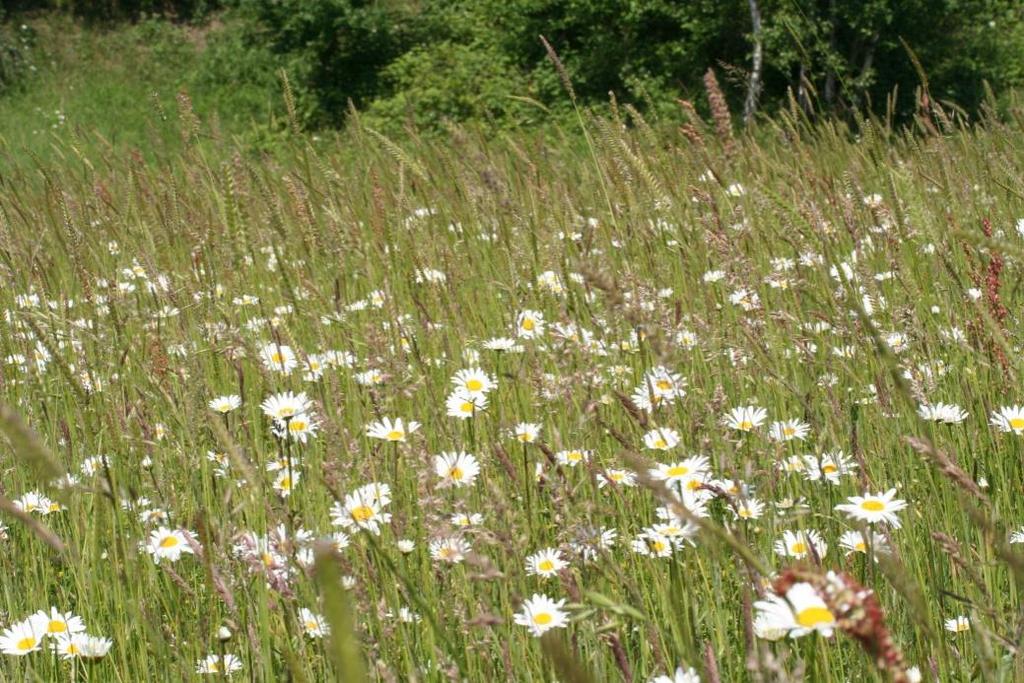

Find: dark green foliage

[0,11,35,96]
[5,0,1024,131]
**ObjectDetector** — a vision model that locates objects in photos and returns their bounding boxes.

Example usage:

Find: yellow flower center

[656,379,672,391]
[791,542,807,555]
[739,508,752,518]
[305,621,318,631]
[48,621,67,633]
[466,379,483,392]
[739,420,754,430]
[783,427,796,436]
[822,464,838,474]
[854,542,866,552]
[567,451,582,462]
[795,606,835,628]
[654,439,668,449]
[860,500,885,512]
[67,643,80,654]
[278,477,292,490]
[1010,418,1024,430]
[666,466,688,477]
[522,318,535,331]
[160,535,180,548]
[280,407,296,418]
[650,540,667,552]
[271,352,283,364]
[16,637,35,651]
[289,420,306,432]
[449,467,464,481]
[538,559,555,572]
[386,430,404,441]
[351,505,374,522]
[460,402,474,413]
[532,612,552,625]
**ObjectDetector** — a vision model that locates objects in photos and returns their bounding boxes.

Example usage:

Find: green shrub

[363,41,537,133]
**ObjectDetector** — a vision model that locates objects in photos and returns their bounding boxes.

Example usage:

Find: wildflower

[511,422,541,443]
[355,369,385,386]
[299,608,330,638]
[258,342,297,374]
[525,548,568,578]
[631,531,674,558]
[834,489,907,528]
[13,491,52,515]
[446,389,487,419]
[555,449,591,467]
[331,484,392,535]
[429,537,470,564]
[801,452,857,485]
[649,456,709,487]
[483,337,521,352]
[945,616,970,633]
[433,452,480,487]
[643,428,680,450]
[754,582,836,638]
[209,395,241,413]
[260,391,310,421]
[768,419,810,442]
[272,469,300,498]
[52,633,113,660]
[724,405,767,432]
[774,530,828,560]
[451,512,484,527]
[0,619,44,655]
[143,527,198,563]
[516,310,545,339]
[196,654,244,675]
[597,468,637,489]
[991,406,1024,434]
[272,413,319,443]
[642,367,687,400]
[514,594,569,637]
[918,403,968,424]
[649,666,702,683]
[838,530,890,557]
[452,367,496,396]
[728,288,760,311]
[731,498,764,520]
[366,417,421,442]
[29,607,85,637]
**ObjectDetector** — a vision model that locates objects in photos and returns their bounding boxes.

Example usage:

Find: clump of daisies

[261,391,318,444]
[446,366,497,420]
[0,608,111,661]
[331,482,392,535]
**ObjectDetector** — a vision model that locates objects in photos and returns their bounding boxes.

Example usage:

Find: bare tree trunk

[743,0,764,124]
[824,0,838,107]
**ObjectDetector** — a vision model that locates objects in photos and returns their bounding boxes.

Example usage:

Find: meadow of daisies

[3,104,1024,682]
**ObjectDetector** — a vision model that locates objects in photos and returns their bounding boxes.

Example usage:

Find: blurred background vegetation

[1,0,1023,160]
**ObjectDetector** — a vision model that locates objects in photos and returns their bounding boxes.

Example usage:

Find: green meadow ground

[4,73,1024,682]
